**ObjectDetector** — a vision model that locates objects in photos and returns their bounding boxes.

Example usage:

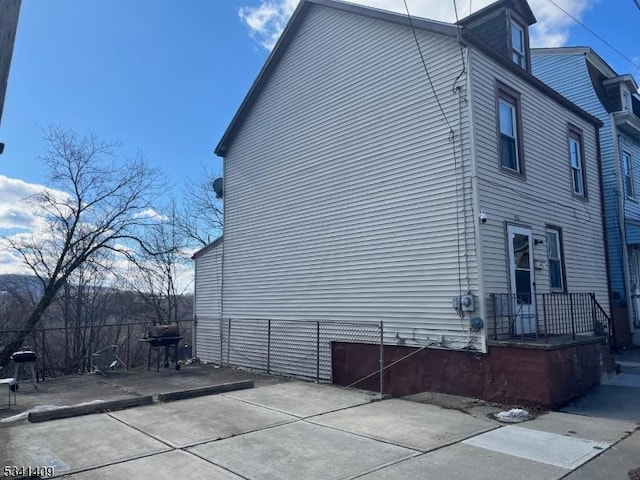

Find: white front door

[507,225,536,335]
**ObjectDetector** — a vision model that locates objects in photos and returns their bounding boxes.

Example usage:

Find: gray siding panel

[472,50,609,314]
[194,241,223,363]
[223,4,481,351]
[531,53,624,302]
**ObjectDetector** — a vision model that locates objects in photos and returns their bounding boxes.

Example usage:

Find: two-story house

[195,0,614,407]
[532,47,640,347]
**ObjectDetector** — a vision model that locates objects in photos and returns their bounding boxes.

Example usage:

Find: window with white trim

[623,150,635,198]
[546,227,565,291]
[510,21,526,69]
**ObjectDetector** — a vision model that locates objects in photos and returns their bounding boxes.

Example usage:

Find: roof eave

[214,0,459,157]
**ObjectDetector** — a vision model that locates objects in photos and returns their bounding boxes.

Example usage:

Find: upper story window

[497,83,524,175]
[622,150,635,198]
[568,126,587,198]
[510,21,526,69]
[622,88,632,111]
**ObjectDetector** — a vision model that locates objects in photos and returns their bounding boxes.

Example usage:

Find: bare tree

[178,164,223,247]
[0,127,164,367]
[125,203,192,326]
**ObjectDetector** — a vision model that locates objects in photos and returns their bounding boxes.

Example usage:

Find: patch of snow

[494,408,533,423]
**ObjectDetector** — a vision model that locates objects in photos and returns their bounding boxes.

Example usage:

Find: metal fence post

[227,318,232,365]
[570,294,576,340]
[267,319,271,375]
[42,329,46,382]
[126,323,131,369]
[542,294,548,343]
[379,321,384,396]
[316,321,320,383]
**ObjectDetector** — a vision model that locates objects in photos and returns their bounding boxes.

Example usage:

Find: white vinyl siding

[532,52,625,306]
[193,240,223,363]
[470,48,609,314]
[222,5,481,351]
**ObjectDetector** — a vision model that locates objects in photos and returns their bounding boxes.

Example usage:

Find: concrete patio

[0,354,638,479]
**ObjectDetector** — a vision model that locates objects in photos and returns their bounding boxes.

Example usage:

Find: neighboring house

[198,0,615,406]
[532,47,640,347]
[0,0,21,152]
[192,236,223,364]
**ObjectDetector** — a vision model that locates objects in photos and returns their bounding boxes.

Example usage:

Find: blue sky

[0,0,638,275]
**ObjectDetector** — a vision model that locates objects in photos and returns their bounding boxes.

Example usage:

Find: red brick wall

[332,341,615,408]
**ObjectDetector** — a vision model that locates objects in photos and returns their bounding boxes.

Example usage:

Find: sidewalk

[556,347,640,479]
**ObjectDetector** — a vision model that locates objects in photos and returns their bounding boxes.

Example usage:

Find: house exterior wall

[221,4,482,351]
[0,0,21,126]
[531,53,621,299]
[470,49,609,312]
[532,51,639,344]
[193,240,223,363]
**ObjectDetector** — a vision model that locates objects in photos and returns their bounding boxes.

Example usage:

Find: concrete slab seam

[46,449,174,479]
[347,451,428,479]
[107,411,177,449]
[182,446,254,480]
[554,426,640,479]
[219,392,372,419]
[175,417,301,450]
[302,418,502,453]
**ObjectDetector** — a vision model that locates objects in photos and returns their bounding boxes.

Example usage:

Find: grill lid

[147,324,180,338]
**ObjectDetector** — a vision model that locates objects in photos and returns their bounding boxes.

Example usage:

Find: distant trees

[125,203,192,327]
[178,164,223,247]
[0,127,164,368]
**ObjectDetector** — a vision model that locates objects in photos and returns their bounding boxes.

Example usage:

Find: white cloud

[238,0,599,50]
[0,176,194,291]
[0,175,47,230]
[133,208,170,222]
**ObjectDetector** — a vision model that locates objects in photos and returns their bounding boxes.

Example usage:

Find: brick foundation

[332,340,615,408]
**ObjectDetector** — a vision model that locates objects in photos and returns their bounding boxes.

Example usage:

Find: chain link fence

[195,317,383,389]
[0,320,193,380]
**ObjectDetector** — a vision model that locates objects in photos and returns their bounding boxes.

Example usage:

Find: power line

[635,0,640,11]
[546,0,640,72]
[402,0,453,130]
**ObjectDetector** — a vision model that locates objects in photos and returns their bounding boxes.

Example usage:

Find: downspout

[193,257,198,360]
[465,46,487,353]
[596,125,616,346]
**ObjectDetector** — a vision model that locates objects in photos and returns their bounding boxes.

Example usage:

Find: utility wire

[402,0,453,130]
[546,0,640,72]
[635,0,640,11]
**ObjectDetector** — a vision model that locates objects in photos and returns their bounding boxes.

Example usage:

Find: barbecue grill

[139,324,183,371]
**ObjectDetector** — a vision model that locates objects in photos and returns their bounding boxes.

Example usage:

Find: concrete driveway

[1,380,637,480]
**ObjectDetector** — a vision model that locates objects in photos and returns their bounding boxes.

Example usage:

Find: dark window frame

[546,225,567,293]
[567,124,588,200]
[622,150,635,198]
[495,81,525,178]
[506,13,530,72]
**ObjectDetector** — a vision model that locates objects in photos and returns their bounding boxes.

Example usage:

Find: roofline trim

[214,0,458,157]
[192,235,223,259]
[466,31,603,128]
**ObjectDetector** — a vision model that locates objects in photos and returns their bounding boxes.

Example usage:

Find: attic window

[510,21,526,68]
